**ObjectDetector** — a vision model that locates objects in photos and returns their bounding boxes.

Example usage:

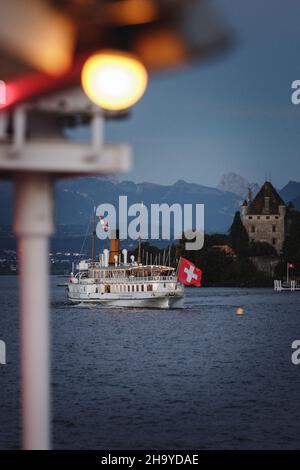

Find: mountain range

[54,177,243,233]
[1,174,300,251]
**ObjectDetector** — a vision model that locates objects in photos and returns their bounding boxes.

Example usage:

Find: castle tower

[241,181,286,254]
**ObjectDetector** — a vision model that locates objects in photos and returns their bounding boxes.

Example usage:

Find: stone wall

[242,205,286,254]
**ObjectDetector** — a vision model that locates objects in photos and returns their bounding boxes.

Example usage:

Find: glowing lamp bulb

[81,51,148,111]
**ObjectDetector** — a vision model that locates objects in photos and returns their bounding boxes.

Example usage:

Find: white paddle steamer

[68,237,184,309]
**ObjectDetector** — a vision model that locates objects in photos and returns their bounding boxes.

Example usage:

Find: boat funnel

[103,249,109,268]
[122,249,128,265]
[109,229,120,265]
[99,253,104,267]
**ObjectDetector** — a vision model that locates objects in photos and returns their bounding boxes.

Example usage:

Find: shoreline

[0,273,275,288]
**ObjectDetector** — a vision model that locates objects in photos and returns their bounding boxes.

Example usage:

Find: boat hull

[68,293,184,309]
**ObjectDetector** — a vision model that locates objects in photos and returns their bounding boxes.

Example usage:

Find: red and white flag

[288,262,295,269]
[177,257,202,287]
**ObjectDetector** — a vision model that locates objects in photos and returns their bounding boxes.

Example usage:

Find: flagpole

[175,257,181,277]
[287,262,289,284]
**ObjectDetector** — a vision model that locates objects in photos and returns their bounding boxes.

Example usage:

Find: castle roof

[245,181,285,215]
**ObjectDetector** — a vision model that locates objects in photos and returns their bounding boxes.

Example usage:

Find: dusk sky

[75,0,300,189]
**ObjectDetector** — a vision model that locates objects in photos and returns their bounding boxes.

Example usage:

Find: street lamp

[0,87,132,450]
[81,50,148,111]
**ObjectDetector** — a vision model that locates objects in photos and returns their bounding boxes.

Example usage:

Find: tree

[248,241,277,257]
[281,209,300,277]
[284,210,300,260]
[205,233,229,247]
[228,211,249,255]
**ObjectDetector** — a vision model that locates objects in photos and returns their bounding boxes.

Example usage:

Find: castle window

[272,225,276,232]
[275,216,279,219]
[248,216,253,220]
[266,216,270,219]
[257,216,260,220]
[272,238,276,245]
[251,225,255,233]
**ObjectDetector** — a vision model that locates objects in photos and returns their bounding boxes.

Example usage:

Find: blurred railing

[75,275,178,284]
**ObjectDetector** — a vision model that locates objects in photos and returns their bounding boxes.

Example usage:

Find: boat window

[131,285,134,292]
[147,284,153,292]
[141,285,144,292]
[128,285,130,292]
[137,285,139,292]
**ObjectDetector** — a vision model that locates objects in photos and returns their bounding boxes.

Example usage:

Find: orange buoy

[236,307,244,316]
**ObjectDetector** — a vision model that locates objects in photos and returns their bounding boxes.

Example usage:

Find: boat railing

[274,279,300,291]
[79,275,178,284]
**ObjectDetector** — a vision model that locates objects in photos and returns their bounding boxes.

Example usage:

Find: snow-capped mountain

[218,172,259,199]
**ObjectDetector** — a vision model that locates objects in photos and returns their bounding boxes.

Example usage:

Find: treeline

[176,213,271,287]
[134,208,300,287]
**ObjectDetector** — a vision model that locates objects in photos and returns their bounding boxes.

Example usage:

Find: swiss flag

[177,257,202,287]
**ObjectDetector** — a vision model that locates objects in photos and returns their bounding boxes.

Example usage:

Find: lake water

[1,276,300,449]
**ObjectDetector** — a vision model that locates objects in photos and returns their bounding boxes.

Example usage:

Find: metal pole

[14,172,54,450]
[287,263,289,284]
[92,110,104,153]
[91,206,96,263]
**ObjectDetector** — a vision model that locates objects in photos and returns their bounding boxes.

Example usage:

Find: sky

[75,0,300,189]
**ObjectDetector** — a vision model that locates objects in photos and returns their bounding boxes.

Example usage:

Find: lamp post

[0,53,148,447]
[14,172,53,449]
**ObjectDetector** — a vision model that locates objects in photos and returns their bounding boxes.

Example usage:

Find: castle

[242,181,286,254]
